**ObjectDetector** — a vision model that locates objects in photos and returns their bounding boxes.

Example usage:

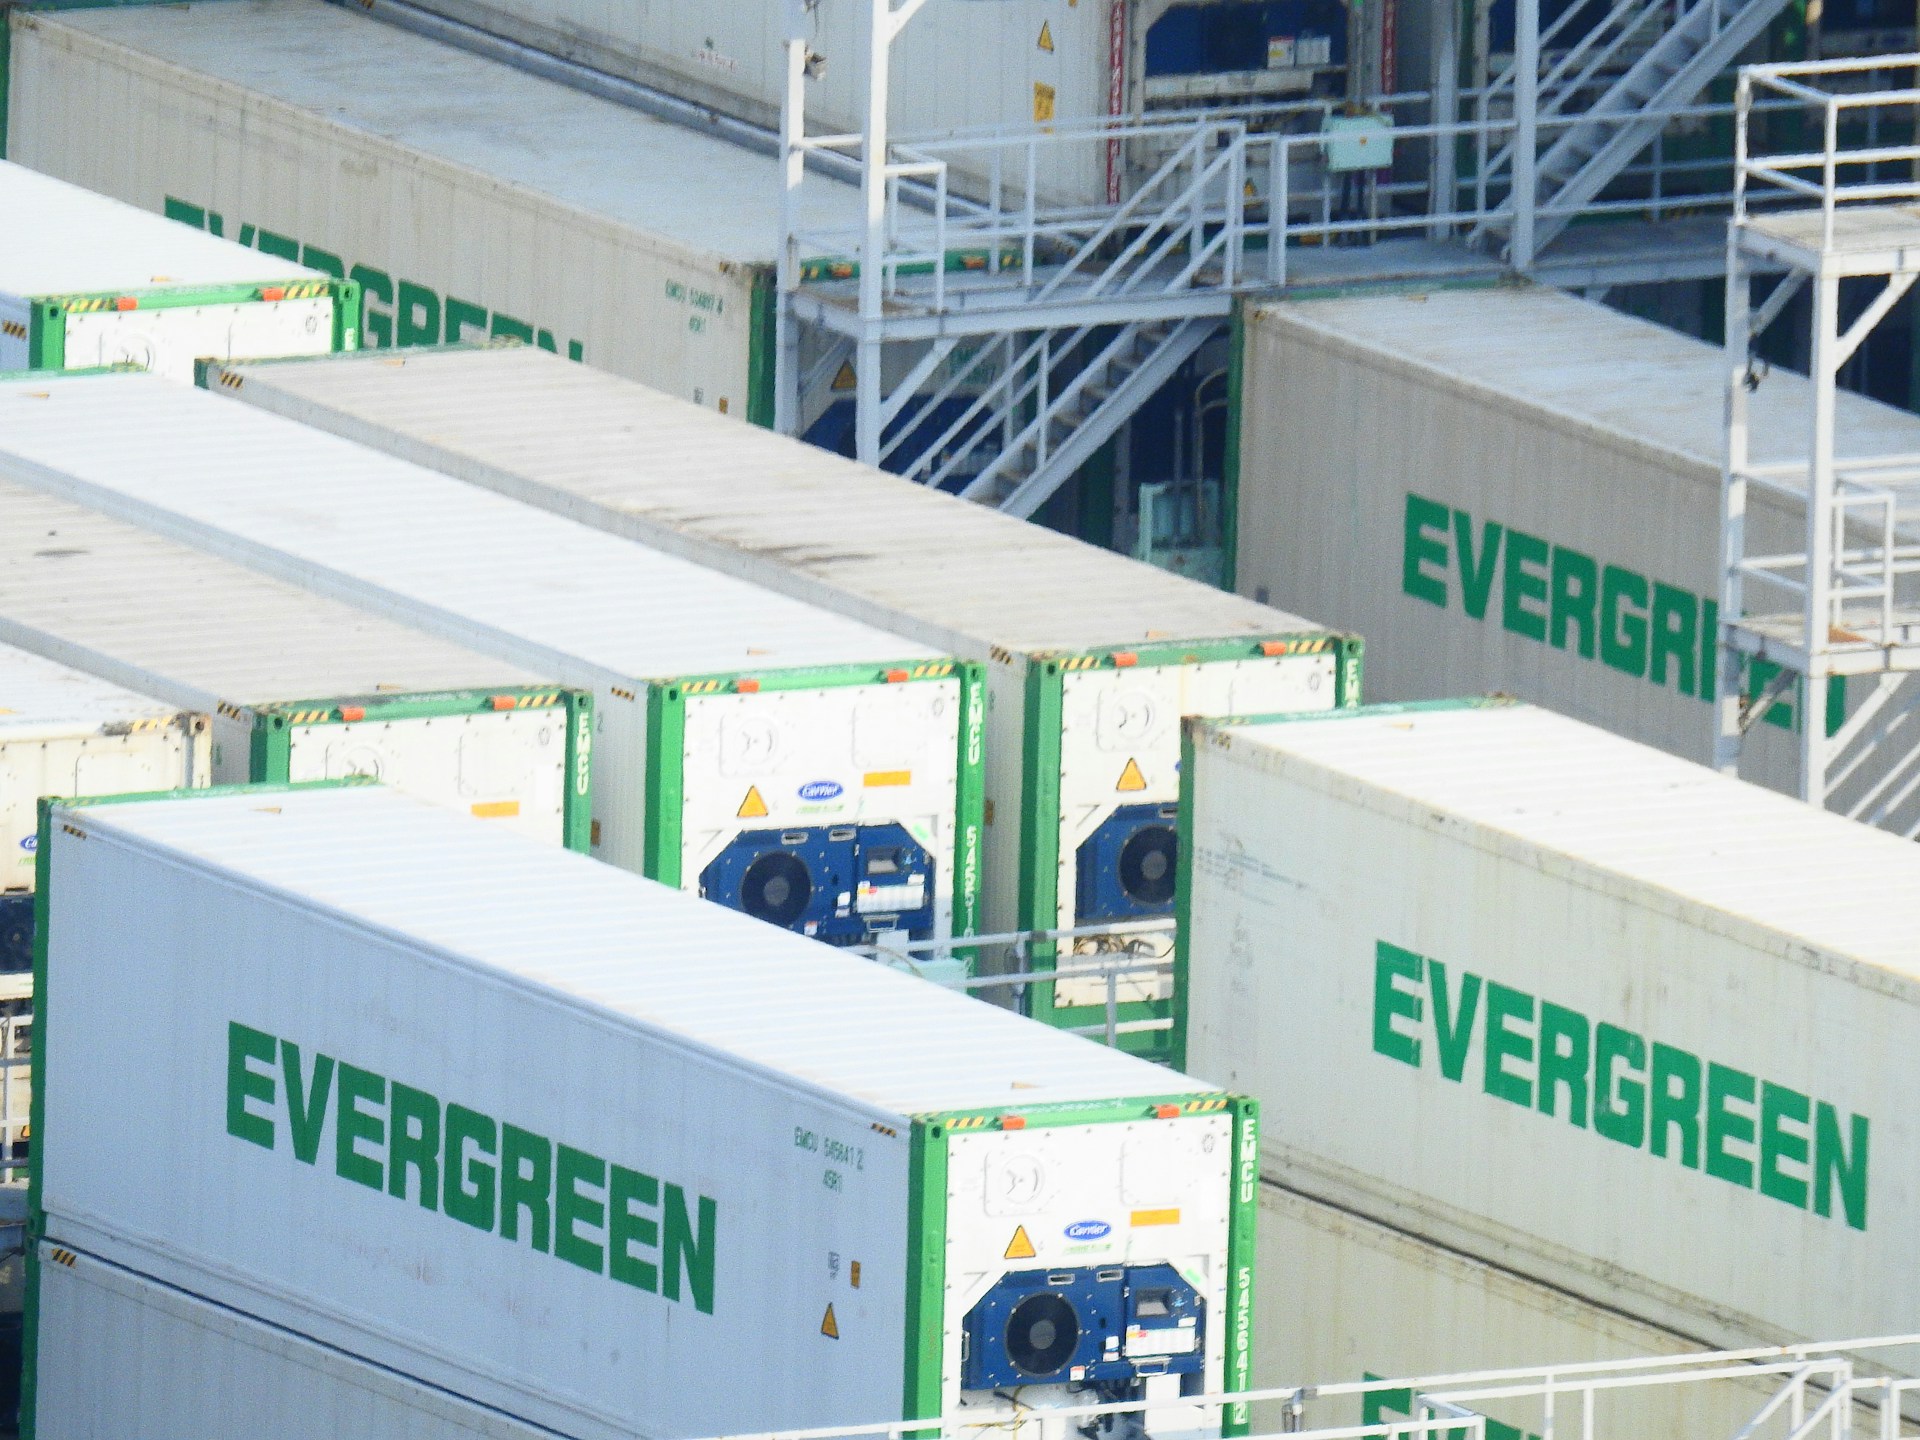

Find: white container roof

[1250,286,1920,475]
[0,637,189,740]
[1205,700,1920,983]
[217,345,1331,655]
[70,783,1211,1114]
[34,0,864,270]
[0,480,549,707]
[0,159,323,298]
[0,372,941,682]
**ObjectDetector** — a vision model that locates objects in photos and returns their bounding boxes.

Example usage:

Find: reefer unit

[1229,285,1920,830]
[1179,699,1920,1365]
[0,159,357,381]
[0,477,589,852]
[0,370,980,950]
[1,0,866,430]
[206,344,1358,1057]
[0,639,206,991]
[28,782,1254,1439]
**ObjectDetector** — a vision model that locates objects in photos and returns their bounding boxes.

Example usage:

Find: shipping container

[1178,698,1920,1364]
[0,477,590,852]
[1228,285,1920,831]
[0,158,357,381]
[1,0,877,434]
[0,370,981,951]
[0,638,207,993]
[28,781,1255,1439]
[208,345,1358,1057]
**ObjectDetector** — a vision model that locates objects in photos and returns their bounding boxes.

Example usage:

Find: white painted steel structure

[1719,57,1920,834]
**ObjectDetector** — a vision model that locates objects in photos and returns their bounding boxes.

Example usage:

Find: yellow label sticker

[831,358,857,392]
[1116,757,1147,792]
[1131,1208,1182,1227]
[738,785,770,819]
[1004,1225,1037,1260]
[863,770,912,788]
[850,1260,862,1289]
[1037,19,1054,50]
[470,800,522,820]
[820,1303,840,1339]
[1034,82,1056,123]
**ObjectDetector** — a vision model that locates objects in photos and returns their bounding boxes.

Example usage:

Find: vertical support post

[1803,267,1842,807]
[1511,0,1540,270]
[855,0,893,466]
[1429,0,1460,236]
[1473,0,1492,220]
[774,2,808,437]
[1716,240,1753,774]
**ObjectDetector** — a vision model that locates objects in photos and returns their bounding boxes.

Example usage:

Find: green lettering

[164,197,206,228]
[609,1165,661,1293]
[554,1145,608,1275]
[1455,510,1504,621]
[567,340,585,363]
[535,329,558,354]
[1502,529,1550,640]
[397,282,442,347]
[1536,1002,1589,1128]
[1372,941,1424,1066]
[499,1124,553,1252]
[663,1184,718,1315]
[1649,1043,1701,1169]
[1401,494,1449,607]
[1427,960,1481,1084]
[1698,597,1719,701]
[1758,1082,1810,1210]
[1593,1023,1645,1147]
[352,265,394,347]
[279,1040,334,1165]
[445,295,490,345]
[299,244,347,281]
[490,312,534,345]
[1750,658,1798,732]
[226,1022,276,1150]
[256,228,300,263]
[388,1082,442,1211]
[1814,1103,1869,1232]
[1703,1063,1756,1189]
[335,1063,387,1191]
[443,1103,498,1232]
[1600,565,1649,678]
[1482,981,1535,1108]
[1649,582,1698,694]
[1549,547,1599,658]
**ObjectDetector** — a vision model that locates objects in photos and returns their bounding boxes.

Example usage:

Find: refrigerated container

[29,781,1254,1438]
[0,478,588,852]
[0,369,981,950]
[206,344,1357,1057]
[1179,698,1920,1362]
[1228,285,1920,830]
[0,158,357,380]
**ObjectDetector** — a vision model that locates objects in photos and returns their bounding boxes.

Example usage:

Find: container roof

[215,345,1331,654]
[1250,286,1920,473]
[1205,700,1920,982]
[33,0,864,269]
[69,784,1209,1115]
[0,480,549,706]
[0,160,324,296]
[0,637,188,735]
[0,372,941,681]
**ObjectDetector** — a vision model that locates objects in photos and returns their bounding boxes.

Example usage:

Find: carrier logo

[1064,1219,1112,1241]
[16,837,34,853]
[798,780,844,802]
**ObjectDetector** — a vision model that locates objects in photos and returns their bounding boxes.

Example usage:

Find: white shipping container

[30,782,1253,1439]
[0,158,355,380]
[1180,699,1920,1364]
[1229,286,1920,830]
[0,477,589,851]
[209,345,1357,1058]
[2,0,869,428]
[0,370,981,952]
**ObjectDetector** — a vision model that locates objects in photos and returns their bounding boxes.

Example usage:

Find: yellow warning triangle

[737,785,769,819]
[820,1303,840,1339]
[830,359,857,392]
[1004,1225,1037,1260]
[1037,20,1055,51]
[1116,758,1147,792]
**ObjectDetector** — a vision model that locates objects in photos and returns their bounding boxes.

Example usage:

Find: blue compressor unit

[699,823,935,945]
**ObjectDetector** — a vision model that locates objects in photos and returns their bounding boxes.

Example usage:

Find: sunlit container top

[217,344,1329,654]
[30,0,863,269]
[0,638,191,740]
[1249,286,1920,472]
[0,372,941,680]
[0,159,325,297]
[0,480,548,703]
[71,784,1209,1112]
[1200,700,1920,980]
